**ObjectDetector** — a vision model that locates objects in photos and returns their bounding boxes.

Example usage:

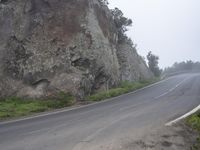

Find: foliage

[147,51,162,77]
[98,0,133,36]
[0,77,160,120]
[187,112,200,149]
[111,7,133,42]
[99,0,109,5]
[87,78,159,102]
[0,92,75,120]
[164,60,200,74]
[187,113,200,132]
[98,0,135,47]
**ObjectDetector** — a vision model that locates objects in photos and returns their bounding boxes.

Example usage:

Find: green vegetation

[111,7,133,42]
[147,51,162,77]
[99,0,109,5]
[164,60,200,75]
[0,92,75,120]
[87,78,159,102]
[187,113,200,132]
[0,79,160,120]
[187,112,200,150]
[99,0,133,43]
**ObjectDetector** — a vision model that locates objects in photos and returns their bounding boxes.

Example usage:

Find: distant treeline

[164,60,200,74]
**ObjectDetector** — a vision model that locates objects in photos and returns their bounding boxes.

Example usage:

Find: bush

[187,112,200,149]
[187,113,200,132]
[0,92,75,120]
[87,78,159,102]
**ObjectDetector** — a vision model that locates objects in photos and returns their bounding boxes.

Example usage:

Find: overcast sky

[108,0,200,68]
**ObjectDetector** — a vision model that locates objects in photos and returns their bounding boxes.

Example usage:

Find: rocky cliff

[0,0,153,99]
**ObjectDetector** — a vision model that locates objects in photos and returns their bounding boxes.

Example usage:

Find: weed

[0,92,75,120]
[87,78,159,102]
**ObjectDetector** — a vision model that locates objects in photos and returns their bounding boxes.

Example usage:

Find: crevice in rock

[32,79,50,87]
[73,58,91,69]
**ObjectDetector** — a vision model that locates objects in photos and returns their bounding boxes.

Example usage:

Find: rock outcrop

[0,0,153,99]
[117,41,153,82]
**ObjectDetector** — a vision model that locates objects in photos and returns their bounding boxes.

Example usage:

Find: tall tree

[164,60,200,74]
[147,51,161,77]
[111,8,132,42]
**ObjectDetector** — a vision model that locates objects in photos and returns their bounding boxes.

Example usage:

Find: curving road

[0,73,200,150]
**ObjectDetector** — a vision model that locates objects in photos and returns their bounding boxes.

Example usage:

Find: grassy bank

[0,78,160,120]
[187,112,200,149]
[0,92,75,120]
[87,78,160,102]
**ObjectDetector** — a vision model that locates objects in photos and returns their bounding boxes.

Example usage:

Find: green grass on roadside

[0,92,75,120]
[0,78,160,120]
[87,78,159,102]
[187,113,200,132]
[187,112,200,150]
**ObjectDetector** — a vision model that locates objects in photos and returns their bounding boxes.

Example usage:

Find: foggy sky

[108,0,200,68]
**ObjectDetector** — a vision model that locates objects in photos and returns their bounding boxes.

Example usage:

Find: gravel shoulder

[118,122,199,150]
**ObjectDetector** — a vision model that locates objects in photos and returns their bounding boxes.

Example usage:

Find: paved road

[0,73,200,150]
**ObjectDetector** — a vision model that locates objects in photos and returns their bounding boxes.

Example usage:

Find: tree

[111,8,132,42]
[147,51,161,77]
[163,60,200,74]
[99,0,109,5]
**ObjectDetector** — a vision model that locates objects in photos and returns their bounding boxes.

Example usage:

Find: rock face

[0,0,153,99]
[117,42,153,82]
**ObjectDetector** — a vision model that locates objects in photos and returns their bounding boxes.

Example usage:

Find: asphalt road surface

[0,73,200,150]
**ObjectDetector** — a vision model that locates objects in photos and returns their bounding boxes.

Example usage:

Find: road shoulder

[118,122,198,150]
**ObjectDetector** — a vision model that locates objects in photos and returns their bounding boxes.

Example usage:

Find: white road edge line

[165,104,200,126]
[155,77,189,99]
[0,77,172,126]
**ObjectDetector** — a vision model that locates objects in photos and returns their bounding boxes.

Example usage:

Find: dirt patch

[119,122,199,150]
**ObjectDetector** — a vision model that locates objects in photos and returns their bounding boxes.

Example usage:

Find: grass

[0,78,160,120]
[187,112,200,150]
[0,92,75,120]
[187,113,200,132]
[87,78,160,102]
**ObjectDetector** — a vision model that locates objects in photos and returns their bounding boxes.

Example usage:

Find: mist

[108,0,200,68]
